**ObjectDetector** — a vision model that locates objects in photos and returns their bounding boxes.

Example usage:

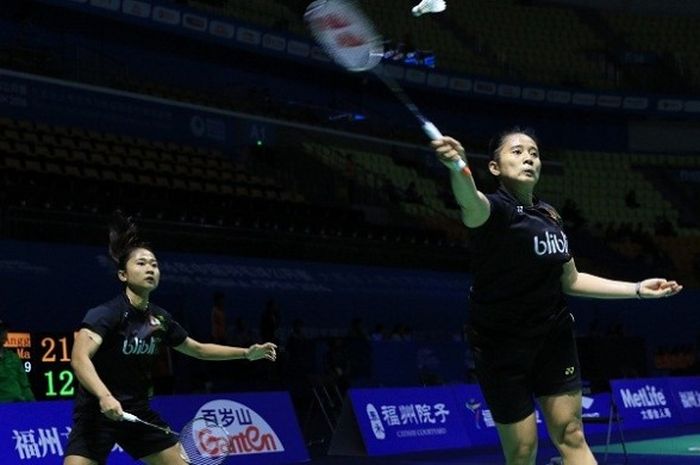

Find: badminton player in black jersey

[433,129,682,465]
[64,212,277,465]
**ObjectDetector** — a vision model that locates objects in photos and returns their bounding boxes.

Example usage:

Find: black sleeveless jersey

[74,294,188,410]
[469,187,572,338]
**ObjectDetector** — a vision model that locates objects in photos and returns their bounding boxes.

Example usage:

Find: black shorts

[469,313,582,424]
[65,405,178,463]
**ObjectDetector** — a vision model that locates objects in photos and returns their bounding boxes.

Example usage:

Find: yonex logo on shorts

[564,367,575,376]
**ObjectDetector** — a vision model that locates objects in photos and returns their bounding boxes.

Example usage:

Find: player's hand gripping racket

[122,412,230,465]
[304,0,466,172]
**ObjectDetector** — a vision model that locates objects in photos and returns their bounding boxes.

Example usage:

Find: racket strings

[179,418,230,465]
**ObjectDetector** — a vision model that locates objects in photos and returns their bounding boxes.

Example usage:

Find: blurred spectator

[561,198,585,232]
[404,181,424,204]
[260,298,281,345]
[348,317,369,340]
[286,319,307,356]
[0,320,35,402]
[324,338,350,390]
[625,189,640,208]
[210,291,227,344]
[228,317,254,347]
[370,323,386,341]
[381,179,401,203]
[390,323,412,341]
[654,215,676,236]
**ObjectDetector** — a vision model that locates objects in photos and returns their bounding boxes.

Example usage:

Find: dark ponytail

[108,210,151,270]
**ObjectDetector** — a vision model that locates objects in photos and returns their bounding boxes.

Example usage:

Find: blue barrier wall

[0,239,697,348]
[0,239,469,337]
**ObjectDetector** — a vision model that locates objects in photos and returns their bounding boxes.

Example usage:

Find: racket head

[304,0,384,72]
[178,417,231,465]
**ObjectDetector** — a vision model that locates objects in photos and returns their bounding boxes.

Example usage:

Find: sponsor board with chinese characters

[349,386,471,455]
[1,393,308,465]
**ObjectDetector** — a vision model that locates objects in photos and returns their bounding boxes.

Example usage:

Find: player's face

[119,248,160,293]
[489,133,541,186]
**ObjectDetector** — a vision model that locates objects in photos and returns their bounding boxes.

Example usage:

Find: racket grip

[121,412,138,422]
[421,121,443,140]
[450,158,467,171]
[423,121,466,172]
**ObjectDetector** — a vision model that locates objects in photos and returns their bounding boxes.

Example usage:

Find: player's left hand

[639,278,683,299]
[246,342,277,361]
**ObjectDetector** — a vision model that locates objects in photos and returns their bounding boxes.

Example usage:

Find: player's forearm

[564,272,637,299]
[449,170,489,227]
[71,356,113,399]
[192,343,249,361]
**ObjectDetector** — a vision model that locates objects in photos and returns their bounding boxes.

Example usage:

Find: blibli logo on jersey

[122,337,158,355]
[533,231,568,256]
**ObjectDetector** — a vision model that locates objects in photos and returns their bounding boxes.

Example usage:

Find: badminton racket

[304,0,466,171]
[122,412,230,465]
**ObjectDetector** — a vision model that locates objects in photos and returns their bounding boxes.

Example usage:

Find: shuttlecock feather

[412,0,446,17]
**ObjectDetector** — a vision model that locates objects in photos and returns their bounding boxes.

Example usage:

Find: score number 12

[41,336,75,397]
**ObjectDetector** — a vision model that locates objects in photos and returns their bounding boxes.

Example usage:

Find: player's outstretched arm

[561,258,683,299]
[175,337,277,362]
[431,136,490,228]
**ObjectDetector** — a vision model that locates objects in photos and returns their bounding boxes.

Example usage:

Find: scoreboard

[4,331,76,400]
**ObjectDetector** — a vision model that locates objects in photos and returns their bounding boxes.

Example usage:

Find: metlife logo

[611,378,681,429]
[620,385,667,408]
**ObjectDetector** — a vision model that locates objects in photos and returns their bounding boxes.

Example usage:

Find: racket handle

[421,121,443,140]
[121,412,138,422]
[450,157,467,171]
[423,121,467,172]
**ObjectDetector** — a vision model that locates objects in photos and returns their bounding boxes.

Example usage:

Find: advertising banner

[667,376,700,425]
[450,383,500,447]
[0,392,308,465]
[610,378,681,430]
[343,387,470,456]
[580,392,615,436]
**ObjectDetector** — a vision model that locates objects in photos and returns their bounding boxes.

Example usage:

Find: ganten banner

[0,392,308,465]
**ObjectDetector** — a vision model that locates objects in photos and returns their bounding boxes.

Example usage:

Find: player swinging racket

[432,129,682,465]
[64,211,277,465]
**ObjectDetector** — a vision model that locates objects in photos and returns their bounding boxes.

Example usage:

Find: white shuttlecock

[411,0,446,17]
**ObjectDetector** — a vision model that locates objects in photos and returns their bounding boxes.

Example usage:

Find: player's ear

[488,160,500,176]
[117,269,127,283]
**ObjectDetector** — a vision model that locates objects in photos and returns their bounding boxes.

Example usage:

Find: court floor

[307,431,700,465]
